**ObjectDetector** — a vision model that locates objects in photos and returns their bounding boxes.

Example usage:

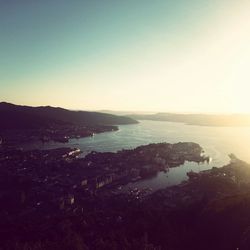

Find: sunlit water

[21,120,250,191]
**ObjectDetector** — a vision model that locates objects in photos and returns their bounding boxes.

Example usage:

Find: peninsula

[1,142,250,249]
[0,102,138,145]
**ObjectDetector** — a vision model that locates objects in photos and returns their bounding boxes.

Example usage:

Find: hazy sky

[1,0,250,113]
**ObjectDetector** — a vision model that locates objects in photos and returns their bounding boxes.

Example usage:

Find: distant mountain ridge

[129,112,250,127]
[0,102,138,130]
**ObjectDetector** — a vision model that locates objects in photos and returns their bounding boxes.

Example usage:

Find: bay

[21,120,250,190]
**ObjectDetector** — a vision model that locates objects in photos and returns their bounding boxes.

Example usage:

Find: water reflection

[20,120,250,190]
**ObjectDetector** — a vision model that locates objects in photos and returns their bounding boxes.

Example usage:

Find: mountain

[0,102,138,130]
[129,112,250,127]
[98,110,154,116]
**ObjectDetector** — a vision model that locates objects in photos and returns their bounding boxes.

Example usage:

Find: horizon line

[1,101,250,116]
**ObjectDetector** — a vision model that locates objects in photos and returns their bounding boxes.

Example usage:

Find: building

[81,179,88,186]
[96,175,113,189]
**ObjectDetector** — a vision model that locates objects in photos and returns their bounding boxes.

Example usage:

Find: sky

[1,0,250,113]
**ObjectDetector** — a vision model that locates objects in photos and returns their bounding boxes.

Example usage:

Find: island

[129,112,250,127]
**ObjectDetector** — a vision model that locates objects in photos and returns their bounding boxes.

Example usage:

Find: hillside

[0,102,138,130]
